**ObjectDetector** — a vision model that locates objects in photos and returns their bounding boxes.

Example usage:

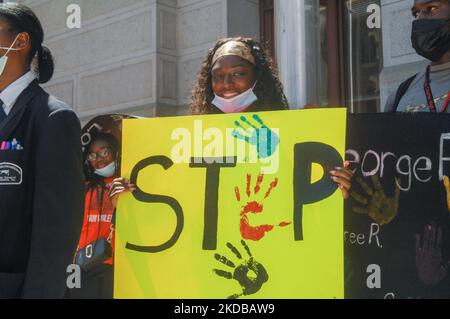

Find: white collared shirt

[0,71,36,115]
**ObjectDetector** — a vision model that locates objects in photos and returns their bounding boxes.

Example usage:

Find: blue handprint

[231,114,279,159]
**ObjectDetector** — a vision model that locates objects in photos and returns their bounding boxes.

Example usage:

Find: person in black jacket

[0,3,84,298]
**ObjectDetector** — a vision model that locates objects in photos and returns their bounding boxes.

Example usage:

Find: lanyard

[424,64,450,113]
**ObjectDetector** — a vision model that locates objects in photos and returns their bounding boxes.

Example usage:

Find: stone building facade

[18,0,259,123]
[16,0,427,121]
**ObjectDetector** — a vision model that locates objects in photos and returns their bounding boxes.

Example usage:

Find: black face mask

[411,18,450,62]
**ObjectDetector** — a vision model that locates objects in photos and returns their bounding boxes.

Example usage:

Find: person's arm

[21,108,85,298]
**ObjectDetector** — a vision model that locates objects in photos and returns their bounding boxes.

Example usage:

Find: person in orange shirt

[69,132,135,299]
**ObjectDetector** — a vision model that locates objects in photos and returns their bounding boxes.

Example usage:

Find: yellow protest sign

[115,109,346,299]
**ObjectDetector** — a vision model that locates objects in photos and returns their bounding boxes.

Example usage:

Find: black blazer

[0,79,84,298]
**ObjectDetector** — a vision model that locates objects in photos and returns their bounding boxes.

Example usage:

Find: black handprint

[213,240,268,299]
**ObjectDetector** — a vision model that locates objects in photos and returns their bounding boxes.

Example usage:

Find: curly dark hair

[190,37,289,115]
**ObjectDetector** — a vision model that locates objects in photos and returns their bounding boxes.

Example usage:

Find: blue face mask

[0,34,20,77]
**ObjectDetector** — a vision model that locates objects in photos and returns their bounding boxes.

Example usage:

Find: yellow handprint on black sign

[350,175,400,225]
[443,176,450,211]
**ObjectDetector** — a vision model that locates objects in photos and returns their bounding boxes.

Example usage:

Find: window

[263,0,384,112]
[342,0,383,112]
[260,0,275,59]
[318,0,383,112]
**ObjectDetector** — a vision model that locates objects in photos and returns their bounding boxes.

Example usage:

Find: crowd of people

[0,0,448,298]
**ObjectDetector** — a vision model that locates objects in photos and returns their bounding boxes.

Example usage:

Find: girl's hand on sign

[330,161,353,200]
[109,177,136,208]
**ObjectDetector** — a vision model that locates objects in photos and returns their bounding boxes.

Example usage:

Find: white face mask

[0,34,21,77]
[212,83,258,113]
[94,161,116,178]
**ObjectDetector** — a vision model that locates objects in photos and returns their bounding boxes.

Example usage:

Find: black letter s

[126,156,184,253]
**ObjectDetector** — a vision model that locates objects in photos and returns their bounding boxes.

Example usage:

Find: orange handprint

[234,173,291,241]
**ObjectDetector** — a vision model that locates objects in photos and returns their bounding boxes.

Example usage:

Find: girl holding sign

[190,37,289,114]
[189,37,353,197]
[70,132,135,299]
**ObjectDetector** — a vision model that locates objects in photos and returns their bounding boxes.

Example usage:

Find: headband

[212,41,255,65]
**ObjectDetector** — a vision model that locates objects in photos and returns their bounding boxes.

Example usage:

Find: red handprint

[234,173,291,241]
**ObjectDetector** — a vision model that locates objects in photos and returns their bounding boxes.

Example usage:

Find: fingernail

[334,167,342,170]
[332,176,338,181]
[330,170,336,174]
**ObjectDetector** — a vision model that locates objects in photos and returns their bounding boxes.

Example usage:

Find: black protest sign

[345,113,450,299]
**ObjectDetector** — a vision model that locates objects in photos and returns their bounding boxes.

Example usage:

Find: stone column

[274,0,308,109]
